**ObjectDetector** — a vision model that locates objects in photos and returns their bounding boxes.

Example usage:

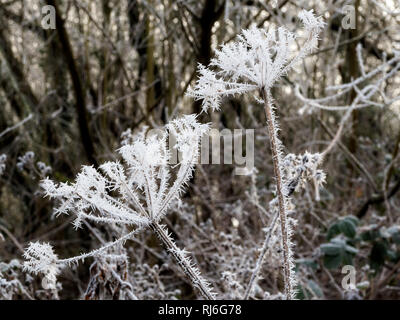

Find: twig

[0,113,32,140]
[243,210,279,299]
[0,224,25,254]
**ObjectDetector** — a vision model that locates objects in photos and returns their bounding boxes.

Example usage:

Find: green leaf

[339,218,357,238]
[320,243,341,255]
[327,216,359,240]
[345,244,358,254]
[342,251,354,266]
[323,253,342,269]
[345,215,359,226]
[320,238,358,269]
[360,225,380,242]
[327,223,341,240]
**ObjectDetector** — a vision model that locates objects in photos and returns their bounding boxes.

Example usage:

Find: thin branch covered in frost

[23,114,216,300]
[295,49,400,113]
[0,113,33,139]
[187,10,325,299]
[295,48,400,157]
[243,209,279,300]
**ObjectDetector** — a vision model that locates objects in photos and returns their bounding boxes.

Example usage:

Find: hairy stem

[261,88,294,299]
[244,210,279,299]
[150,222,215,300]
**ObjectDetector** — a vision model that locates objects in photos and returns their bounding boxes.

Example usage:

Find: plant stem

[261,88,294,299]
[150,222,215,300]
[243,210,279,299]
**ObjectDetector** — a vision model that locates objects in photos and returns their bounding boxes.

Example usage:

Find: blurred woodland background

[0,0,400,299]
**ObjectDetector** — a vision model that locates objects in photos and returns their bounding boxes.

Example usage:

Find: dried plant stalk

[262,89,294,299]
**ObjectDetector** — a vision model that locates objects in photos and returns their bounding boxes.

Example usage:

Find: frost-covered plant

[16,151,52,178]
[187,10,325,299]
[131,263,182,300]
[295,45,400,158]
[16,151,35,171]
[0,259,33,300]
[283,152,326,201]
[23,115,216,300]
[36,162,52,176]
[23,242,60,291]
[296,46,400,115]
[187,10,324,111]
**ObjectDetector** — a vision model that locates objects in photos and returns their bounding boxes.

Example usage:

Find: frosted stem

[150,222,215,300]
[243,210,279,299]
[262,88,294,300]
